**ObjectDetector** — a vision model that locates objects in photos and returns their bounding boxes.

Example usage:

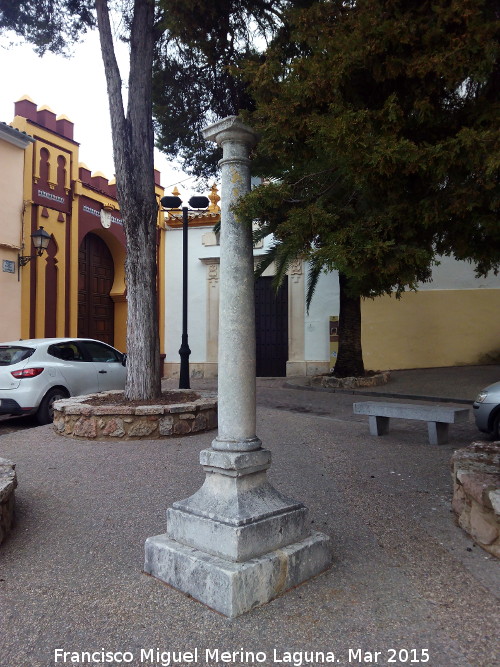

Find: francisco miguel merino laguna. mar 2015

[54,647,432,665]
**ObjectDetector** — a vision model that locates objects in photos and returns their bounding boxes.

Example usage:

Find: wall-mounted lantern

[18,226,52,278]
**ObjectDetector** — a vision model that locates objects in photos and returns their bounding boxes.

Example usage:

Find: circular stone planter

[309,371,391,389]
[0,458,17,545]
[52,390,218,440]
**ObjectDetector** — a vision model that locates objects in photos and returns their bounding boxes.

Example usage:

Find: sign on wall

[329,316,339,370]
[2,260,16,274]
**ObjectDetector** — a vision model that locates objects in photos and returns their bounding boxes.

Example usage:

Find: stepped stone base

[144,446,332,616]
[144,531,332,618]
[451,441,500,558]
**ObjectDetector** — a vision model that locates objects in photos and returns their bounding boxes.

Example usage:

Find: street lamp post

[161,194,209,389]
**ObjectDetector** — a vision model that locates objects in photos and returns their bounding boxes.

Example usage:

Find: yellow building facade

[9,96,166,355]
[361,283,500,370]
[0,121,35,341]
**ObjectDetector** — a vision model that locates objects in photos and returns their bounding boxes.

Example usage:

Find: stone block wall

[53,391,218,440]
[0,457,17,545]
[451,441,500,559]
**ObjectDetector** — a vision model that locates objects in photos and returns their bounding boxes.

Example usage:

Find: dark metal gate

[255,276,288,377]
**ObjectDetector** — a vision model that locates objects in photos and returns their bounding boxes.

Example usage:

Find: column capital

[202,116,259,149]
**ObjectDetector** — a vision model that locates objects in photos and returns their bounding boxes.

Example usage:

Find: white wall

[164,224,221,364]
[418,255,500,290]
[164,221,500,375]
[304,269,339,363]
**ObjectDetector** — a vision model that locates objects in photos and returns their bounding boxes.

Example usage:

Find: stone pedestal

[145,448,331,617]
[144,117,332,616]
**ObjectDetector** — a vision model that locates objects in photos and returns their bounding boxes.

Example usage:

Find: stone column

[144,116,331,617]
[212,118,259,450]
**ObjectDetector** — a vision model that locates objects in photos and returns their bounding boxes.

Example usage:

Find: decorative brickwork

[53,390,217,440]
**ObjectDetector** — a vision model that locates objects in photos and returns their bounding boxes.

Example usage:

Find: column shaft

[204,118,260,451]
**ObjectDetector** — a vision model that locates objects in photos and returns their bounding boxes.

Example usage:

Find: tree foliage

[233,0,499,375]
[152,0,293,177]
[0,0,95,53]
[3,0,498,380]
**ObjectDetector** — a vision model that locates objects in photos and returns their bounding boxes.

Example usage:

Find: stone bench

[0,457,17,545]
[353,401,470,445]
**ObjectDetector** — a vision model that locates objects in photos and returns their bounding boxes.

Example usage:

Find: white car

[0,338,127,425]
[473,380,500,440]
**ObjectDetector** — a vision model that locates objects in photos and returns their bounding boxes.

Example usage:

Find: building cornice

[0,122,35,149]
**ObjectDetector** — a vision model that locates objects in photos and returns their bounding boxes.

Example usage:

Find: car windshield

[0,345,35,366]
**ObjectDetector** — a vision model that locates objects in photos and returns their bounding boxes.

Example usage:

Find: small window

[0,346,34,366]
[48,343,85,362]
[81,341,120,363]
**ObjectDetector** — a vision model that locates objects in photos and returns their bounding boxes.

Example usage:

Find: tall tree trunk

[95,0,161,400]
[334,272,365,378]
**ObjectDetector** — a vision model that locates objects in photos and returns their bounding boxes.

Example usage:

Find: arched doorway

[78,233,115,345]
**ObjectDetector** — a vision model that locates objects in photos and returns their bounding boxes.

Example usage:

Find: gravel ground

[0,371,499,667]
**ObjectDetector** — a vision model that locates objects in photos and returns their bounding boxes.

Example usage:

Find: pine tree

[234,0,499,376]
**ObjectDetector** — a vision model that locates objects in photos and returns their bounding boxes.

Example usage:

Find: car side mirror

[121,354,127,367]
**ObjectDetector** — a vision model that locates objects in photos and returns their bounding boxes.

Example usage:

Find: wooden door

[78,233,115,345]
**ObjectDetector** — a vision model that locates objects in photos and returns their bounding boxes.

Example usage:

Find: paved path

[282,365,500,404]
[0,367,499,667]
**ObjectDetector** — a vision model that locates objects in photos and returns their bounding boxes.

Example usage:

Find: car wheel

[492,412,500,441]
[36,388,69,425]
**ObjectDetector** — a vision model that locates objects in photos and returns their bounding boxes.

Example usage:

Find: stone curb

[309,371,391,389]
[52,391,218,440]
[284,379,473,405]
